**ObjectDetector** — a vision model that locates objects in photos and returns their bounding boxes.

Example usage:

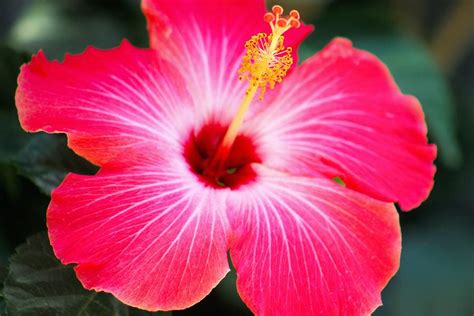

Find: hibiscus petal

[245,38,436,211]
[228,165,401,315]
[48,151,230,311]
[141,0,313,123]
[16,40,194,166]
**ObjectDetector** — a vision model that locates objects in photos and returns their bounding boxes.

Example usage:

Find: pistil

[204,5,301,181]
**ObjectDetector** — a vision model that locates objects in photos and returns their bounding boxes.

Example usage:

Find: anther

[272,5,284,15]
[290,19,301,28]
[289,10,300,20]
[277,18,288,28]
[239,4,301,101]
[263,12,275,23]
[264,12,275,23]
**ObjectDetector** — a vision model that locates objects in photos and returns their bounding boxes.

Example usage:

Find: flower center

[204,5,301,178]
[184,122,261,189]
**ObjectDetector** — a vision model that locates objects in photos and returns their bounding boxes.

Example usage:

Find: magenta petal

[142,0,312,65]
[142,0,267,50]
[245,38,436,210]
[16,40,193,166]
[141,0,312,122]
[228,166,401,315]
[48,153,230,311]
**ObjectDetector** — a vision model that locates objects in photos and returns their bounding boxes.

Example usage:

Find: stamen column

[205,5,301,176]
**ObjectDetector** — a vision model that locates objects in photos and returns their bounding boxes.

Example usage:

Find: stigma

[239,5,301,100]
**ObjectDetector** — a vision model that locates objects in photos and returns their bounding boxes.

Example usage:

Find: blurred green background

[0,0,472,315]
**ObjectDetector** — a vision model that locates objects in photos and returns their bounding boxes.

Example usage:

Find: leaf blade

[3,233,170,316]
[14,134,98,195]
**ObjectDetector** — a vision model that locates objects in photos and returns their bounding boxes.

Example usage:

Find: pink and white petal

[16,40,194,166]
[48,151,230,311]
[245,38,436,211]
[141,0,312,124]
[228,166,401,316]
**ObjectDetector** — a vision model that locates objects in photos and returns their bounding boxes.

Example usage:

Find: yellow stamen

[208,6,301,172]
[224,5,300,147]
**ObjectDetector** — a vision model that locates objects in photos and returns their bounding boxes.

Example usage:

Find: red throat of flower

[185,5,301,188]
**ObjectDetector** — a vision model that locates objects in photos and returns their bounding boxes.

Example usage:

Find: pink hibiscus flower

[15,0,436,315]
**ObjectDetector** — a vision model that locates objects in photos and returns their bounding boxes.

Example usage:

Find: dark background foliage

[0,0,472,315]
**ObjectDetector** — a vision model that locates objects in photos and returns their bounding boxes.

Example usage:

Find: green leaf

[3,233,127,315]
[0,112,30,163]
[14,134,98,195]
[301,3,461,167]
[3,233,170,316]
[0,45,31,162]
